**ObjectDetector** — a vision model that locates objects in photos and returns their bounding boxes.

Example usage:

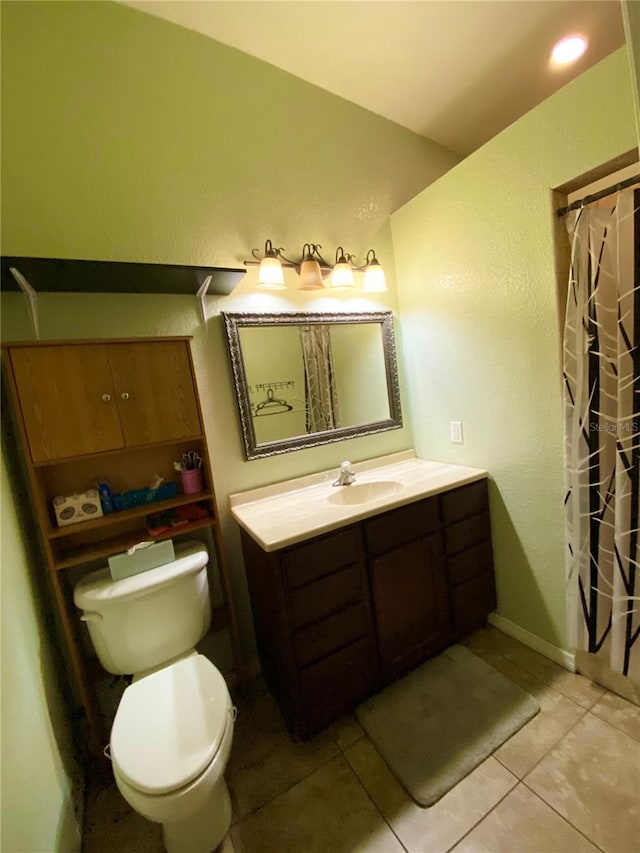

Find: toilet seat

[111,654,231,796]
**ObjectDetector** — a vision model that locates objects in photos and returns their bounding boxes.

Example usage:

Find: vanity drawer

[440,480,488,525]
[446,540,494,587]
[287,564,363,629]
[364,496,439,556]
[299,636,378,737]
[451,570,497,636]
[444,511,491,556]
[284,527,361,590]
[293,602,368,668]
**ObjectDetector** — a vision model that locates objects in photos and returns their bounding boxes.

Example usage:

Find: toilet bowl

[111,654,235,853]
[74,542,235,853]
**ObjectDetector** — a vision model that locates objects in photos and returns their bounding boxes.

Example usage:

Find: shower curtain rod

[556,174,640,217]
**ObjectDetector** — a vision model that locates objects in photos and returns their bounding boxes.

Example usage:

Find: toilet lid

[110,655,230,795]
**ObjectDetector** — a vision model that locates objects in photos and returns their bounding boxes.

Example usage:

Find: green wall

[623,0,640,146]
[391,48,637,650]
[0,3,459,844]
[1,439,82,852]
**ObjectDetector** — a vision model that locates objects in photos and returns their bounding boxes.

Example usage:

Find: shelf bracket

[10,266,40,339]
[196,274,213,329]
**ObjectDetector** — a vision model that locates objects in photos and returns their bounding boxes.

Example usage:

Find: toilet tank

[73,541,211,676]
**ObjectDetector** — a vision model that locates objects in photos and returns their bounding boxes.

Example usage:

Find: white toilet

[74,541,235,853]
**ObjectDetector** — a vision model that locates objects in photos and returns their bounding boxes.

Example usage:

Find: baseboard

[487,612,576,672]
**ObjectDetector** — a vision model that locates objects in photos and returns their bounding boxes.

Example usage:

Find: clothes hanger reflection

[254,387,294,416]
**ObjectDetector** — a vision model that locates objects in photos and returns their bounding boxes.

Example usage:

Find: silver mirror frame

[222,311,403,460]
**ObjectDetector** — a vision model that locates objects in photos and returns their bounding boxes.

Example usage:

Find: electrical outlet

[450,421,463,444]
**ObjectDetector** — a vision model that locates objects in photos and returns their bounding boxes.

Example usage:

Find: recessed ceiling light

[551,34,588,66]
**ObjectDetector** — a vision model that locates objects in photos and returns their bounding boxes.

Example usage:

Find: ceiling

[123,1,626,156]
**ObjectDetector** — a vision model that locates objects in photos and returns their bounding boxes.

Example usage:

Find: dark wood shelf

[1,256,245,296]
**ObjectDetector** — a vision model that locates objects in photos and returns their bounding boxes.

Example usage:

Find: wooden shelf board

[47,491,214,539]
[33,435,205,468]
[53,517,216,571]
[1,256,245,296]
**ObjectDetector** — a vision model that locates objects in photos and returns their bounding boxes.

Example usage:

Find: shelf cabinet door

[106,341,202,446]
[9,345,124,462]
[370,533,449,680]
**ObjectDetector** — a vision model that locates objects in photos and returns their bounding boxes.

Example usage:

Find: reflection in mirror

[223,311,402,460]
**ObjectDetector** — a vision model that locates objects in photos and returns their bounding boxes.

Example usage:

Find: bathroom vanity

[231,453,496,739]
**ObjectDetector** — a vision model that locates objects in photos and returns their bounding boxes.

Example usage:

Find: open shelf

[53,516,216,571]
[47,491,213,539]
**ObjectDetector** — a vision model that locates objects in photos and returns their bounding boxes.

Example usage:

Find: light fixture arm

[351,248,380,271]
[248,240,333,272]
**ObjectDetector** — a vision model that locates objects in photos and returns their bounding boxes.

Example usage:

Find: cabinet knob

[120,392,130,400]
[101,394,112,402]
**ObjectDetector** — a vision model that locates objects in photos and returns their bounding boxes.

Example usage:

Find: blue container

[112,482,178,512]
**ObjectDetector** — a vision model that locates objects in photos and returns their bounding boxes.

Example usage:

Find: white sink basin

[327,480,403,506]
[230,451,489,551]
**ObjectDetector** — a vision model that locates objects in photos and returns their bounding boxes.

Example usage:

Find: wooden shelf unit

[2,336,245,755]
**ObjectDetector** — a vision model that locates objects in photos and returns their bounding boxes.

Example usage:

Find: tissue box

[53,490,103,527]
[108,539,175,581]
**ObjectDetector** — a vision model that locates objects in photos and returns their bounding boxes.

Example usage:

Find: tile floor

[82,627,640,853]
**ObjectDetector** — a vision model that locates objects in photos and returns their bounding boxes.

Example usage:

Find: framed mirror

[223,311,402,460]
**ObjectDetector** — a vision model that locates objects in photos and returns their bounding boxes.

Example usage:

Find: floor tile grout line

[228,749,341,827]
[519,778,608,853]
[588,705,640,743]
[512,707,606,847]
[492,703,590,781]
[442,772,520,853]
[470,639,599,712]
[342,746,410,853]
[473,627,608,706]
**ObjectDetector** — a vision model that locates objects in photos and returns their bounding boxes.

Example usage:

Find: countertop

[229,451,488,552]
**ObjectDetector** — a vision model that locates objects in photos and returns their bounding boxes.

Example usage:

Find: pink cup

[180,468,203,495]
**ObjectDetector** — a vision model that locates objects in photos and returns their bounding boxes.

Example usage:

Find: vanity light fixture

[247,239,387,293]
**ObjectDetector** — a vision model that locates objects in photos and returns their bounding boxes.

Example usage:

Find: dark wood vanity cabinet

[240,478,496,740]
[441,480,496,637]
[240,526,379,739]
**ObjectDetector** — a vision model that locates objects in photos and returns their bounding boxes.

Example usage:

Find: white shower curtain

[563,184,640,681]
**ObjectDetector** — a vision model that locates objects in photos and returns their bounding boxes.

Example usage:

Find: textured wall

[391,48,637,649]
[1,443,81,853]
[0,0,457,266]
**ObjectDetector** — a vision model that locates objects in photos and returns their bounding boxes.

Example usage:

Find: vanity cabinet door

[369,532,449,680]
[9,344,125,462]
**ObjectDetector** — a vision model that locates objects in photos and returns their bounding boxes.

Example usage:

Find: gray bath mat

[357,644,539,806]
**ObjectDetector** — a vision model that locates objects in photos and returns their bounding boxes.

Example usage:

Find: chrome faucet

[333,461,356,487]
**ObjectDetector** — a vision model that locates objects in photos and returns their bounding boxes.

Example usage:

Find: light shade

[362,251,387,293]
[299,258,325,290]
[329,247,355,290]
[257,256,285,290]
